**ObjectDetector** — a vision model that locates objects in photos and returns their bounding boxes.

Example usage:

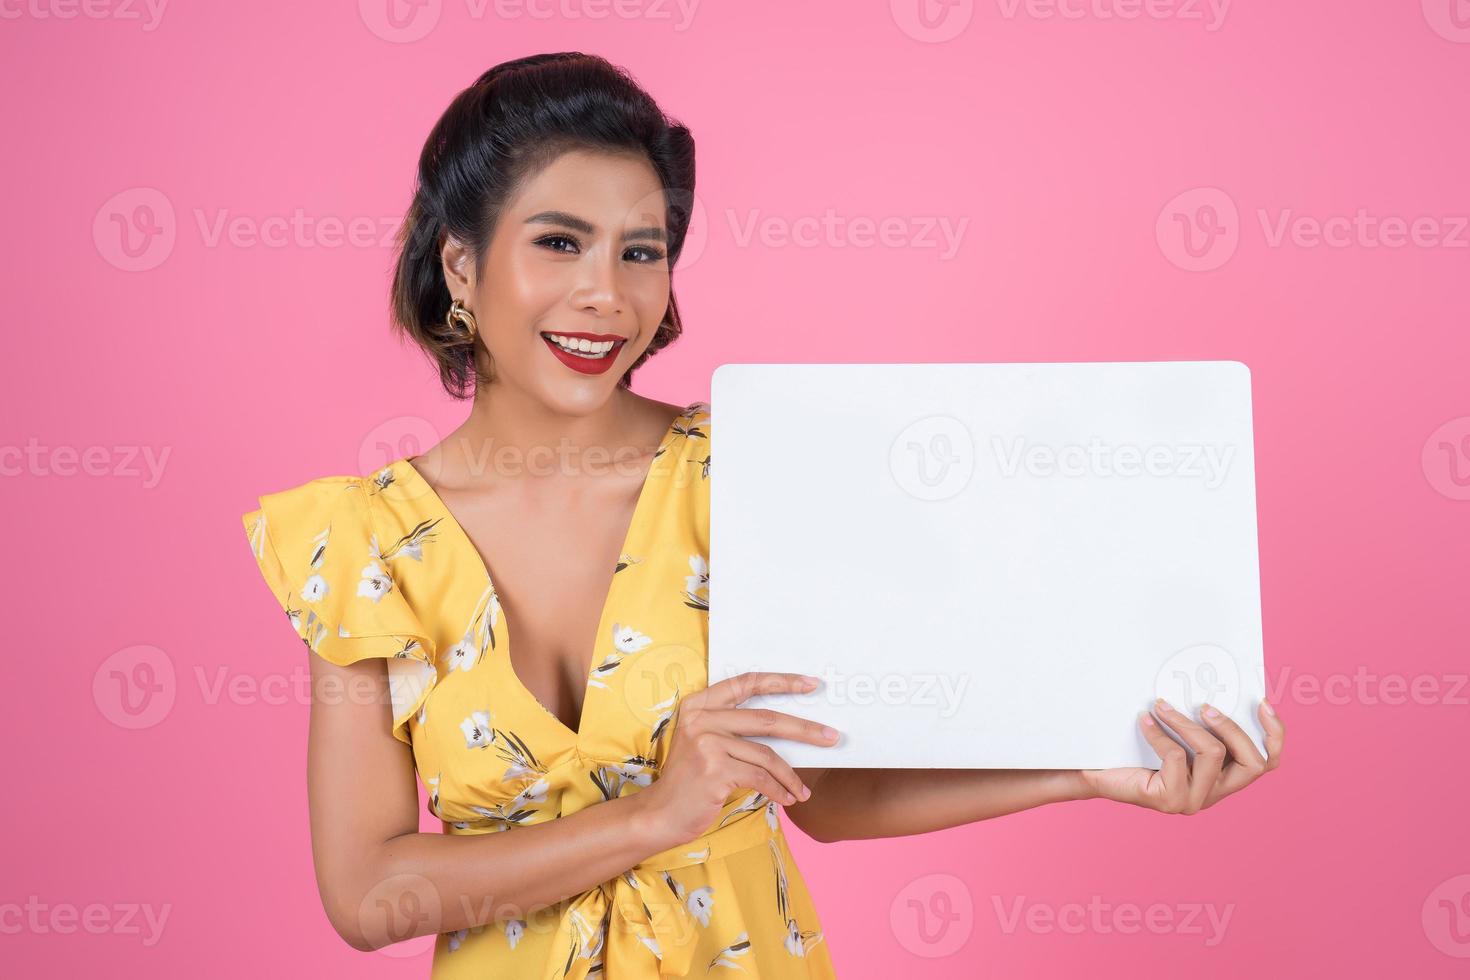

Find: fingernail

[1155,697,1173,712]
[799,785,811,800]
[1261,699,1275,717]
[1141,712,1156,727]
[821,726,839,740]
[1202,704,1221,720]
[803,676,821,689]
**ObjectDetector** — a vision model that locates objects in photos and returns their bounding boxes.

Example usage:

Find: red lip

[540,333,627,376]
[542,331,627,342]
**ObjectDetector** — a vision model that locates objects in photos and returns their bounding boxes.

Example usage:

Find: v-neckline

[395,402,693,744]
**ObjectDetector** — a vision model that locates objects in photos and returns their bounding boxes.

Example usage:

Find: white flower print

[765,800,780,831]
[378,517,441,562]
[505,918,525,949]
[611,622,652,654]
[300,573,329,603]
[445,631,480,673]
[686,885,715,927]
[586,650,624,690]
[718,790,768,829]
[357,560,393,602]
[308,526,330,568]
[771,838,824,957]
[447,928,467,952]
[649,688,680,746]
[708,931,751,971]
[460,710,495,750]
[589,757,656,800]
[683,553,709,610]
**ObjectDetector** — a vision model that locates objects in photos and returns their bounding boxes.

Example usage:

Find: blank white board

[708,361,1268,769]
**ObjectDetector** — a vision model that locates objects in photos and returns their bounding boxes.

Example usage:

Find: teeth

[545,334,619,358]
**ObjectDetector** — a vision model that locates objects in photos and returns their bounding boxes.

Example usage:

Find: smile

[541,332,623,359]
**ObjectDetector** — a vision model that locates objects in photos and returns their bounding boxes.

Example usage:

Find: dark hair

[389,52,696,399]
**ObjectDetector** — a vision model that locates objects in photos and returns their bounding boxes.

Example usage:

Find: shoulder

[241,470,386,592]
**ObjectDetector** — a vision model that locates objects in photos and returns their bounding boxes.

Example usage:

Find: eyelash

[534,233,665,264]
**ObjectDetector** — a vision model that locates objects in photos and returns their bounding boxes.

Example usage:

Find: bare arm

[783,767,1092,843]
[783,700,1286,842]
[306,651,674,951]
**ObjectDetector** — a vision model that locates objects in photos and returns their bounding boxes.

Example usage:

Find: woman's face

[442,148,673,415]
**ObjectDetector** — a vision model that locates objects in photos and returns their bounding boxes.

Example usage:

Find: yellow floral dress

[241,401,835,979]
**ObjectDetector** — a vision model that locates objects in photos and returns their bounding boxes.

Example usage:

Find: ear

[440,233,476,297]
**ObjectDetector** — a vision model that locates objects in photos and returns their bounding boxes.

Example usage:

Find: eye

[534,234,666,264]
[627,245,667,264]
[534,233,579,254]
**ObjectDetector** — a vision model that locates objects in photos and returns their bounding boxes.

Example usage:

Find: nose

[571,250,626,318]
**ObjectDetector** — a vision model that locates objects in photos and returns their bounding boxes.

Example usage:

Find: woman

[240,52,1285,978]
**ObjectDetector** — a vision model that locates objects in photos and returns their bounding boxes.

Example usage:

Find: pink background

[5,0,1468,976]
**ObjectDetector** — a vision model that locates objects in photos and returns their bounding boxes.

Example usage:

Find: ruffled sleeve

[241,476,439,746]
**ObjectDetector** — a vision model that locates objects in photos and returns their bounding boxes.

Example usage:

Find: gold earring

[446,298,477,339]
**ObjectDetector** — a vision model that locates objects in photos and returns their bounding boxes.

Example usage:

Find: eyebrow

[524,210,667,244]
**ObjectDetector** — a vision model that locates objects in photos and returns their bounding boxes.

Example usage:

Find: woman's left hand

[1077,698,1285,814]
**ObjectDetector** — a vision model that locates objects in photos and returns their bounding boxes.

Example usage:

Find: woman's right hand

[635,671,841,846]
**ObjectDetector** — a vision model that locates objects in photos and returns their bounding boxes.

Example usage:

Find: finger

[700,706,839,748]
[1153,699,1226,813]
[727,759,800,806]
[705,672,820,710]
[1193,702,1267,803]
[1258,698,1284,772]
[1138,711,1190,811]
[718,733,810,802]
